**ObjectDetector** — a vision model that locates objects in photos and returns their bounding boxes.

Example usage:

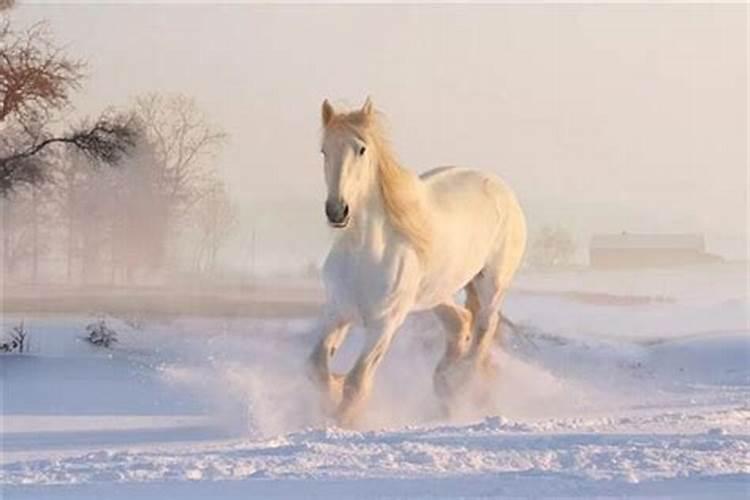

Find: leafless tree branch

[0,112,138,195]
[0,20,85,125]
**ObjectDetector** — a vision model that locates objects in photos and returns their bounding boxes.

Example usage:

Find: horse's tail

[498,311,517,331]
[497,311,538,350]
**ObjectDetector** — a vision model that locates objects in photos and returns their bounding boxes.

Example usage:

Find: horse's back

[420,166,521,221]
[419,165,459,181]
[421,165,511,193]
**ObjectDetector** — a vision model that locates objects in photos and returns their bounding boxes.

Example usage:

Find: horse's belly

[414,246,488,310]
[413,215,499,310]
[414,280,466,310]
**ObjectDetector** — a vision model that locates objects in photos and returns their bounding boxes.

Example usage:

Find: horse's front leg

[336,314,404,427]
[307,316,352,414]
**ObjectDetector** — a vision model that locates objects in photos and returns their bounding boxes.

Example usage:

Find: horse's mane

[325,109,431,258]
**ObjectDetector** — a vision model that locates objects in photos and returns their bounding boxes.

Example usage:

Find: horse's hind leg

[467,264,518,413]
[472,211,526,367]
[470,272,505,369]
[432,299,473,411]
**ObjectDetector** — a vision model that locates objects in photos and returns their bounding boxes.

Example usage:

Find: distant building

[589,233,722,269]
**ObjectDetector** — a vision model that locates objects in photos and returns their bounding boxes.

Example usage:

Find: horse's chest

[323,247,416,318]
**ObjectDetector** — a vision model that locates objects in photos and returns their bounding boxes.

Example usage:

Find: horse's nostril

[325,199,349,224]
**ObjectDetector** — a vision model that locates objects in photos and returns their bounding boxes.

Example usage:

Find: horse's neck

[338,184,390,250]
[339,160,429,255]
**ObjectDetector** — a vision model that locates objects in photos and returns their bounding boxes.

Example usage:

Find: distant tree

[41,95,226,285]
[48,147,93,282]
[133,93,226,220]
[47,135,171,285]
[192,182,237,273]
[1,187,34,277]
[107,141,170,283]
[529,225,576,268]
[1,165,59,282]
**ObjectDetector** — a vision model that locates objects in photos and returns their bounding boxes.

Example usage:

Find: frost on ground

[1,265,749,498]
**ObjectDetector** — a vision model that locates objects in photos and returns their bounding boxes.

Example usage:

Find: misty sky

[10,3,748,267]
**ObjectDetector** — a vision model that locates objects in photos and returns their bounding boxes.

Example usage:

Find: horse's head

[319,97,377,229]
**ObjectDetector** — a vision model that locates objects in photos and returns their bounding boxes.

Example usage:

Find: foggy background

[7,2,748,277]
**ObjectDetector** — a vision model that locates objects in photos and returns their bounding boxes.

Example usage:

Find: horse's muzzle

[325,199,350,228]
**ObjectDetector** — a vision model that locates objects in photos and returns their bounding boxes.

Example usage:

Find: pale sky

[9,3,748,267]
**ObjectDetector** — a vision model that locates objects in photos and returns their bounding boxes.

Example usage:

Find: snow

[1,264,749,498]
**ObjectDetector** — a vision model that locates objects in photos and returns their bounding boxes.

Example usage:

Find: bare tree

[46,135,171,285]
[0,178,57,282]
[43,99,224,286]
[1,113,137,194]
[0,19,137,194]
[133,93,226,220]
[192,182,237,273]
[107,141,169,284]
[0,20,83,124]
[529,225,576,268]
[1,189,34,278]
[48,147,93,283]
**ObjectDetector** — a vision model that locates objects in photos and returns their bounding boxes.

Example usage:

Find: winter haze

[2,4,749,499]
[10,3,748,273]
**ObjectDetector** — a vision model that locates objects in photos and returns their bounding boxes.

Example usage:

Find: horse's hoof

[333,404,354,428]
[479,355,500,381]
[437,398,456,420]
[434,358,473,397]
[310,371,347,417]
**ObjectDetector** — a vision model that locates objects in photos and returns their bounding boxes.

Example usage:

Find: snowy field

[1,263,748,498]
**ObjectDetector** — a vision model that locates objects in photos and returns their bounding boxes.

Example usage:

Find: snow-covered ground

[1,264,748,498]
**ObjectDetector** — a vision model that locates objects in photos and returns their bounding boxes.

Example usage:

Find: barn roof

[590,233,705,250]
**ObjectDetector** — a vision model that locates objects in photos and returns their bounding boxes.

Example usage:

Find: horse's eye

[358,146,366,156]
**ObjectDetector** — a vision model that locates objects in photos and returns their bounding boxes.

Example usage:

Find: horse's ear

[362,96,374,117]
[322,99,335,126]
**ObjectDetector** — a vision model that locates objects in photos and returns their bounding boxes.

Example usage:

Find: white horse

[308,98,527,426]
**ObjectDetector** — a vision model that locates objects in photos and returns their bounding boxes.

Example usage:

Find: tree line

[1,13,237,285]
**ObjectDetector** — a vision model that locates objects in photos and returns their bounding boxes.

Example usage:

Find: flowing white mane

[324,109,431,258]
